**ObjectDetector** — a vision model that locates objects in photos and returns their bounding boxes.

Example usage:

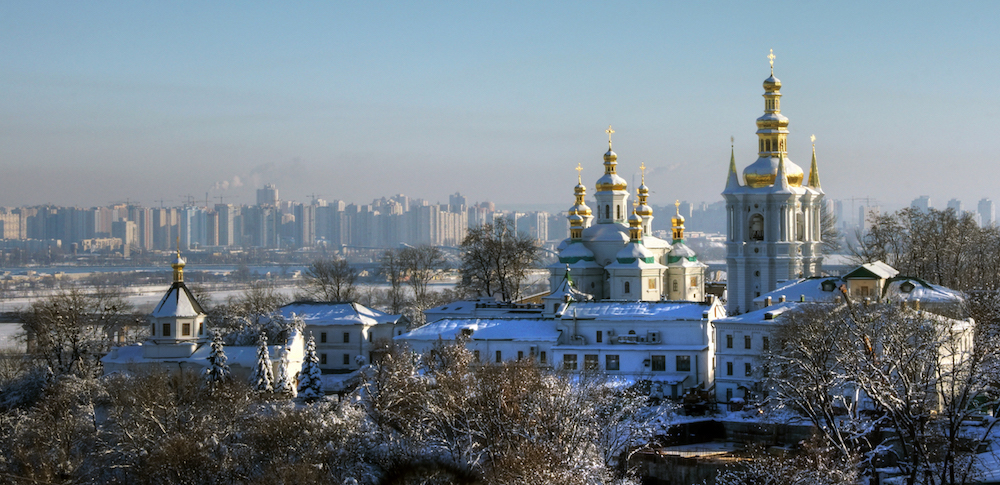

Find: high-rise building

[911,195,931,213]
[979,198,995,227]
[722,63,825,315]
[256,184,279,207]
[947,198,962,213]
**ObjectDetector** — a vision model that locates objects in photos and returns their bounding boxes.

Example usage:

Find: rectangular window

[648,277,657,289]
[676,355,691,372]
[368,332,372,342]
[596,331,603,343]
[150,323,156,336]
[182,323,191,336]
[745,335,752,349]
[320,332,327,343]
[540,351,547,364]
[726,362,733,376]
[726,334,733,348]
[474,350,480,362]
[496,350,502,363]
[163,323,170,337]
[690,276,698,288]
[198,323,203,335]
[762,336,770,351]
[343,332,350,343]
[606,354,620,371]
[651,355,666,372]
[563,354,578,370]
[745,363,752,376]
[321,353,327,365]
[343,354,350,365]
[726,388,733,401]
[584,354,599,370]
[518,351,524,361]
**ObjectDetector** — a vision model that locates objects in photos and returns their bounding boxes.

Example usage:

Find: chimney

[764,296,772,307]
[914,299,920,311]
[800,294,806,302]
[778,295,786,303]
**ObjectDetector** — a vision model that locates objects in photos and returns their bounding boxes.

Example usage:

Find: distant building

[911,195,931,213]
[979,198,995,227]
[257,184,279,207]
[947,198,962,213]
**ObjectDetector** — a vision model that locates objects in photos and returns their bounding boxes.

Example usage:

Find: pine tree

[274,344,297,397]
[297,333,323,401]
[249,332,274,392]
[204,330,230,386]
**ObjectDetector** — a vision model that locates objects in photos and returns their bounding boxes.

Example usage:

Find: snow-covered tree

[249,332,273,393]
[204,331,231,386]
[297,333,323,401]
[274,345,296,397]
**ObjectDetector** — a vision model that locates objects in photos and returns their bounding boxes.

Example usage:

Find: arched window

[672,279,679,292]
[624,281,630,294]
[605,205,610,219]
[796,212,805,241]
[765,139,771,152]
[616,205,621,220]
[749,214,764,241]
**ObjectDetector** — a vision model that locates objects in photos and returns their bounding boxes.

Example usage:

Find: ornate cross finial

[639,162,646,183]
[675,199,681,215]
[768,49,775,75]
[730,135,735,147]
[575,163,583,183]
[810,134,816,146]
[606,125,615,149]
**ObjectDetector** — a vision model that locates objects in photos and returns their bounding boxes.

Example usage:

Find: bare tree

[458,218,540,302]
[379,248,407,314]
[299,257,358,302]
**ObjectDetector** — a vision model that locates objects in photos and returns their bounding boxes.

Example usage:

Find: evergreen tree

[249,332,274,392]
[204,331,231,386]
[274,344,296,397]
[297,333,323,401]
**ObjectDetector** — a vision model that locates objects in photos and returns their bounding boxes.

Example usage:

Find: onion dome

[596,127,627,192]
[628,203,643,241]
[559,240,596,264]
[671,200,686,242]
[615,239,655,265]
[667,241,699,265]
[568,164,593,218]
[568,213,584,240]
[763,74,781,92]
[743,156,804,188]
[635,162,653,217]
[171,249,186,282]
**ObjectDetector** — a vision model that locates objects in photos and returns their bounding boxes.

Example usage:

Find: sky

[2,1,999,212]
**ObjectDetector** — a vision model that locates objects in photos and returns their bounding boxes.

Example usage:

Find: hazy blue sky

[2,1,998,211]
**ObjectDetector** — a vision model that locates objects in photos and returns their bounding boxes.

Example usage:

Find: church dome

[559,241,596,264]
[615,241,655,265]
[636,203,653,217]
[603,148,617,163]
[743,156,804,188]
[763,75,781,91]
[596,172,628,192]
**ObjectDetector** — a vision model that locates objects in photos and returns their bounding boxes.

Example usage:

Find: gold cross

[639,162,647,183]
[810,134,816,145]
[768,49,775,74]
[675,200,681,215]
[575,163,583,183]
[606,125,615,149]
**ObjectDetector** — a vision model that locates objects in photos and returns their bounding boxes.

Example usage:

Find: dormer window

[182,323,191,336]
[900,281,916,293]
[163,323,171,337]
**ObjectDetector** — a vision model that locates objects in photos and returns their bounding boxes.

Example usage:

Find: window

[672,279,679,292]
[749,214,764,241]
[584,354,599,370]
[745,363,752,376]
[368,332,372,342]
[606,355,620,371]
[343,332,350,343]
[496,350,502,363]
[343,354,350,365]
[163,323,170,337]
[321,332,327,343]
[540,351,547,364]
[596,331,603,343]
[726,362,733,376]
[624,281,630,294]
[648,278,657,289]
[474,350,480,362]
[617,205,621,220]
[150,323,156,336]
[198,323,203,335]
[745,335,752,349]
[676,355,691,372]
[690,276,698,288]
[651,355,666,372]
[762,336,770,351]
[605,205,610,219]
[182,323,191,336]
[726,388,733,401]
[564,354,578,370]
[726,335,733,348]
[518,351,524,361]
[321,353,327,365]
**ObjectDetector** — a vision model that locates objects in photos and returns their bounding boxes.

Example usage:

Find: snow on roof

[884,278,965,304]
[715,301,801,325]
[398,318,560,342]
[755,277,838,304]
[279,301,403,327]
[844,261,899,280]
[151,283,204,318]
[560,301,710,321]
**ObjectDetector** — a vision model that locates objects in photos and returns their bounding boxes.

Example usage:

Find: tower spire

[725,140,741,191]
[808,134,822,189]
[776,152,790,191]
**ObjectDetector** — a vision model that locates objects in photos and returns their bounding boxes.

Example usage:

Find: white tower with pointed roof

[722,52,824,314]
[143,250,210,359]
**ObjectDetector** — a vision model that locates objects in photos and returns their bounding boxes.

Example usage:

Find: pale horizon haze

[2,2,999,212]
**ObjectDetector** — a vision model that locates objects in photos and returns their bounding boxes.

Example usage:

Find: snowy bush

[297,333,323,401]
[249,333,274,393]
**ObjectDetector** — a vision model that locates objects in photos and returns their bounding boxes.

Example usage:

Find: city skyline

[3,2,1000,209]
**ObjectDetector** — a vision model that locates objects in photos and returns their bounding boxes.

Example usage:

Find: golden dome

[763,74,781,92]
[743,156,804,188]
